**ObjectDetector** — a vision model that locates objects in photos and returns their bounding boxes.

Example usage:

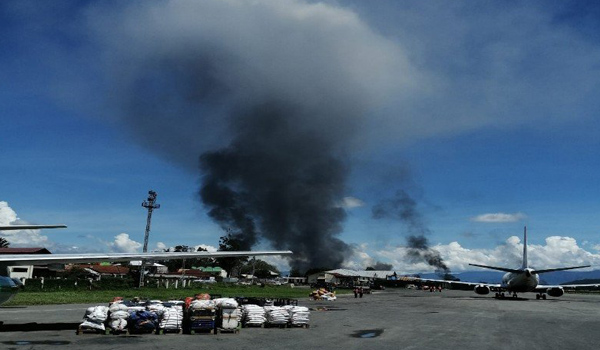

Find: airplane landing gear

[512,293,518,298]
[494,292,506,299]
[536,293,547,300]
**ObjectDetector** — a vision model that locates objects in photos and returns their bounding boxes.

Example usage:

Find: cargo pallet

[289,323,310,329]
[264,323,288,329]
[156,328,183,335]
[189,327,215,335]
[242,323,265,328]
[216,326,240,334]
[76,326,110,335]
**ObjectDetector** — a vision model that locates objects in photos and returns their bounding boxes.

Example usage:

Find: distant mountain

[562,279,600,285]
[420,271,502,283]
[419,270,600,285]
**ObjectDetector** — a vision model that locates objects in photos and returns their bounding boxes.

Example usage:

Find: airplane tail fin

[521,226,528,270]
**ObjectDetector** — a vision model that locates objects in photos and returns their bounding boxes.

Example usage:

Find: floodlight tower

[139,190,160,287]
[142,190,160,253]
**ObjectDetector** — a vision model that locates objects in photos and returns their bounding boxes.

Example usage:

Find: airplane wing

[536,283,600,291]
[534,265,591,274]
[468,263,521,273]
[418,277,501,289]
[0,250,293,266]
[0,225,67,230]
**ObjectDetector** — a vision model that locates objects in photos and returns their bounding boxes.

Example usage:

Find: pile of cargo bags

[78,295,309,334]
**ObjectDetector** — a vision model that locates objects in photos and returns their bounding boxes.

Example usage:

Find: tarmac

[0,288,599,349]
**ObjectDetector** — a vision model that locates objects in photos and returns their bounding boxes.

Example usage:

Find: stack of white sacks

[264,306,290,326]
[100,299,183,333]
[147,302,165,315]
[80,306,109,331]
[108,303,129,332]
[213,297,238,308]
[80,300,309,332]
[241,304,266,326]
[159,305,184,331]
[144,301,184,331]
[190,299,216,310]
[284,306,310,326]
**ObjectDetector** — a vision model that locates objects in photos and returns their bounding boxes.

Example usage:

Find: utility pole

[139,190,160,287]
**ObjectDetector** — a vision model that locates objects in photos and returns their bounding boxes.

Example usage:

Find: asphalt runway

[0,289,599,349]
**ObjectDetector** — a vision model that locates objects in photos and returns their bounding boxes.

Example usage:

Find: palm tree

[0,237,9,248]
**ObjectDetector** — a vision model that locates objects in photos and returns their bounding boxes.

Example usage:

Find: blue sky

[1,0,600,273]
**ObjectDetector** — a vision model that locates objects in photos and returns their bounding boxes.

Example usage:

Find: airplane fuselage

[501,268,539,293]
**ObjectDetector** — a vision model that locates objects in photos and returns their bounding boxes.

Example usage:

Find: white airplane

[420,227,597,299]
[0,225,292,305]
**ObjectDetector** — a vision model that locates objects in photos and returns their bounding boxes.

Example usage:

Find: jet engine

[0,276,20,305]
[474,284,490,295]
[546,287,564,297]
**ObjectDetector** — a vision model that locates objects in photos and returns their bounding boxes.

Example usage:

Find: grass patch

[5,284,341,306]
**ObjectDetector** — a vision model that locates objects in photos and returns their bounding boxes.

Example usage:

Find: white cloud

[340,196,365,209]
[0,201,18,224]
[0,201,52,247]
[348,235,600,274]
[109,233,142,253]
[155,242,167,251]
[470,212,527,223]
[343,243,377,270]
[260,255,291,274]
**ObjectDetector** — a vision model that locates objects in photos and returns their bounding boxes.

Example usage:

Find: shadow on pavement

[0,322,79,332]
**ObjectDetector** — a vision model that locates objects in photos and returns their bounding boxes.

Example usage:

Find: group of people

[353,286,365,298]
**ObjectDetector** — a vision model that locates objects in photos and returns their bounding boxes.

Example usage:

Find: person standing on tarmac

[359,287,364,298]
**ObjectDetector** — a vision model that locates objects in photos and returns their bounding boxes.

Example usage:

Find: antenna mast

[139,190,160,287]
[142,190,160,253]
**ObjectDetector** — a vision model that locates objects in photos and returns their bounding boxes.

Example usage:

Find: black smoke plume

[199,103,352,272]
[372,190,455,279]
[55,1,408,273]
[370,262,393,271]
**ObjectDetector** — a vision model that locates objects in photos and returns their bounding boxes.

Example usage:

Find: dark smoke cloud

[370,261,393,271]
[199,102,352,271]
[372,190,454,279]
[76,0,410,271]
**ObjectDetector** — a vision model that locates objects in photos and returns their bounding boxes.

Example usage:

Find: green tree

[215,233,249,277]
[0,237,9,248]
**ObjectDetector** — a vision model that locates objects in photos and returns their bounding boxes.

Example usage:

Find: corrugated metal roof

[0,248,51,254]
[176,269,211,277]
[326,269,401,279]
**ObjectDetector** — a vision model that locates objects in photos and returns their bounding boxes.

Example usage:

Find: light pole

[139,190,160,287]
